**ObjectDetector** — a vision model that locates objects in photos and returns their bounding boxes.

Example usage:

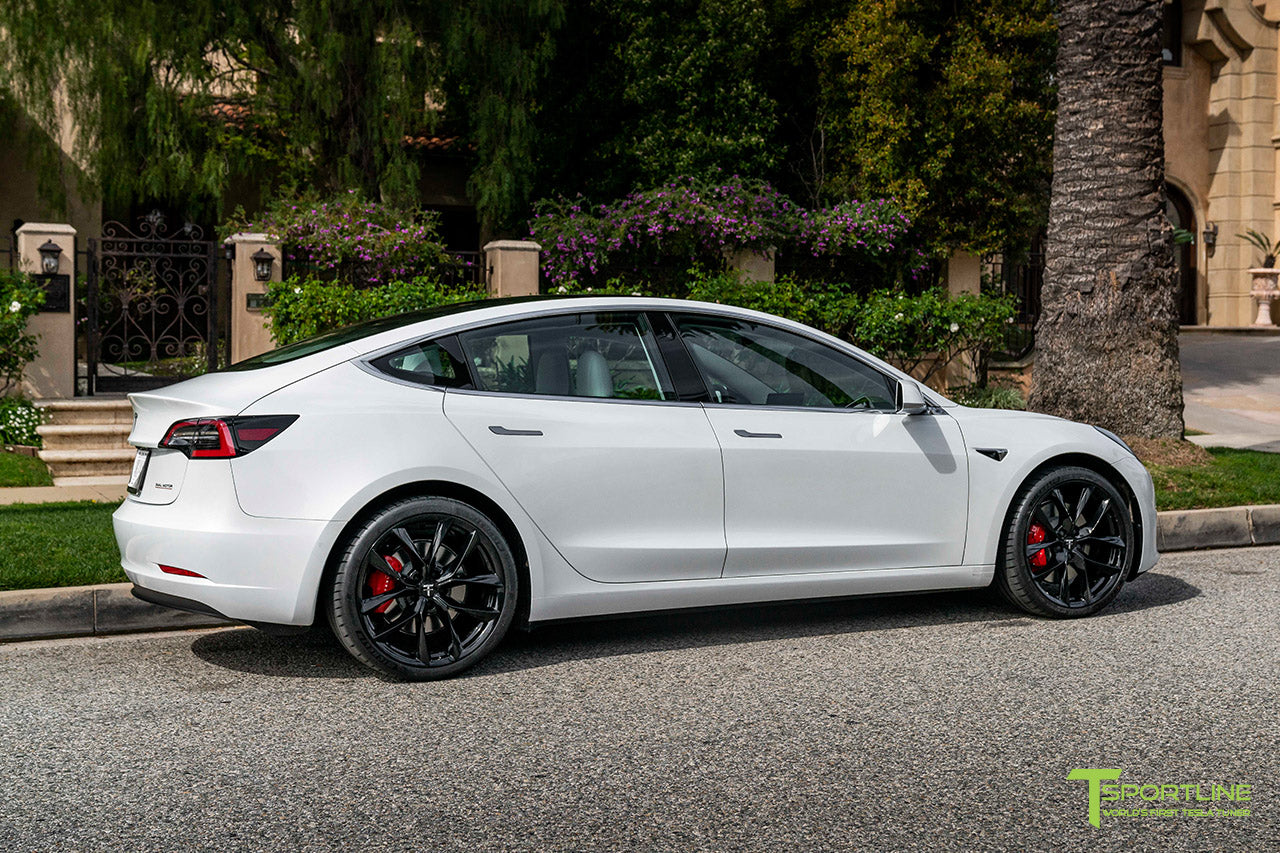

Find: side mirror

[896,379,929,415]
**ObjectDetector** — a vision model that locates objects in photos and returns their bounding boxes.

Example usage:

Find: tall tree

[1029,0,1183,437]
[816,0,1056,255]
[0,1,562,228]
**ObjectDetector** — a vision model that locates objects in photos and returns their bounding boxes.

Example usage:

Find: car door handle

[734,429,783,439]
[489,425,544,437]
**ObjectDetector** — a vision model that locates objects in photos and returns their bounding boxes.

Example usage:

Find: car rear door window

[370,337,472,388]
[673,314,896,409]
[457,312,675,400]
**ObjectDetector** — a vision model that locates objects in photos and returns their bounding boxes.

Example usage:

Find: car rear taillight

[160,415,298,458]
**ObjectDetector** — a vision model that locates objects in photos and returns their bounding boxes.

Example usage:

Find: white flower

[556,285,567,293]
[949,322,960,333]
[894,312,904,320]
[8,301,20,313]
[293,287,302,294]
[1005,316,1014,324]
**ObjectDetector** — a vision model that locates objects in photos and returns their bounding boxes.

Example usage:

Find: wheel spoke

[417,613,431,663]
[1080,559,1093,604]
[436,528,479,585]
[371,608,418,640]
[433,594,499,621]
[389,527,426,571]
[1081,497,1112,536]
[1079,534,1126,549]
[441,573,504,591]
[369,551,405,579]
[426,520,451,576]
[1079,553,1123,576]
[360,587,413,614]
[433,604,463,662]
[1074,486,1094,527]
[1026,540,1060,557]
[1050,489,1073,527]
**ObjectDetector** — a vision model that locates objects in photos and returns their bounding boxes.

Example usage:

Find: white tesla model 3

[114,296,1158,679]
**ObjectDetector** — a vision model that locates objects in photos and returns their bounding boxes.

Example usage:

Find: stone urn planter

[1249,267,1280,325]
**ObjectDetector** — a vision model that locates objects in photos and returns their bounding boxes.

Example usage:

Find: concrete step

[36,399,133,426]
[35,424,133,451]
[37,448,136,480]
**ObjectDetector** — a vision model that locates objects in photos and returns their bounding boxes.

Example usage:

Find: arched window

[1166,184,1197,325]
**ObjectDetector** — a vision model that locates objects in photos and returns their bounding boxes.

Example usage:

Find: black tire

[995,466,1134,618]
[328,496,518,680]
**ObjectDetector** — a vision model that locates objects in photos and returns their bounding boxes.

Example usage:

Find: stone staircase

[35,400,135,486]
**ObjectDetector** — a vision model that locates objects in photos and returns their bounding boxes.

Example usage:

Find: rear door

[672,312,969,576]
[442,310,726,583]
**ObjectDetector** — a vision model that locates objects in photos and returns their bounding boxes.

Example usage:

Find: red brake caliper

[1027,523,1048,568]
[368,554,403,613]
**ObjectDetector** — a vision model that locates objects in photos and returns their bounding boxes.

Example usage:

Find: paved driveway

[1181,332,1280,449]
[1,548,1275,852]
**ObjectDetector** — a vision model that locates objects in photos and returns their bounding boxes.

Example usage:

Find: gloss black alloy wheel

[329,496,517,680]
[996,466,1134,618]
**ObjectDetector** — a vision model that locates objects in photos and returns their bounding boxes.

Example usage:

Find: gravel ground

[1,547,1276,852]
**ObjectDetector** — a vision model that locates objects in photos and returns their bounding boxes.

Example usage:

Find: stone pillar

[723,248,775,283]
[16,223,76,399]
[945,250,982,296]
[944,250,983,387]
[225,233,281,363]
[484,240,541,297]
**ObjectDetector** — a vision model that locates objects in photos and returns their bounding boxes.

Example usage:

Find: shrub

[263,276,487,346]
[949,384,1026,410]
[0,397,46,447]
[0,270,45,394]
[226,190,458,287]
[850,288,1017,386]
[530,175,921,293]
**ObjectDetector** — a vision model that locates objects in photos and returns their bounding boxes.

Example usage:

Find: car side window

[370,337,472,388]
[673,314,897,410]
[457,312,676,400]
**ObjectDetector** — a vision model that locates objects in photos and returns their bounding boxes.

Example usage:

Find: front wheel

[328,496,518,680]
[995,466,1134,618]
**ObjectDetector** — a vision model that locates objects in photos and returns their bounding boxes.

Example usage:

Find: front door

[673,312,969,576]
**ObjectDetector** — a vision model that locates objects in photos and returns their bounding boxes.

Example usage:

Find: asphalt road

[1,548,1276,852]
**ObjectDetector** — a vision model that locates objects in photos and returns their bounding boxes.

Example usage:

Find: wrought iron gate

[80,212,219,395]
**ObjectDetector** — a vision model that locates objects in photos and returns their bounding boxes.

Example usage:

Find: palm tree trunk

[1029,0,1184,438]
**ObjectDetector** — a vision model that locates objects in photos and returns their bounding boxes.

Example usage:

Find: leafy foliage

[228,191,456,287]
[817,0,1056,254]
[0,1,563,229]
[263,276,485,346]
[1238,229,1280,268]
[0,271,46,394]
[531,175,918,293]
[949,383,1026,410]
[0,397,47,447]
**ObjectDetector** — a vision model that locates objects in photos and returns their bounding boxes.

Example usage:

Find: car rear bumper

[112,462,343,626]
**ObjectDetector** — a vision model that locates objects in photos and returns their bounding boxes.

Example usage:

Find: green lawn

[1148,447,1280,511]
[0,450,53,487]
[0,501,126,591]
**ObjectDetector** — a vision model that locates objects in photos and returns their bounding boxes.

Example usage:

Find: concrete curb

[0,582,230,643]
[2,504,1278,644]
[1156,503,1280,552]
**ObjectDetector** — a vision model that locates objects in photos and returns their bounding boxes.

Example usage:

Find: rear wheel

[995,466,1133,617]
[328,496,517,680]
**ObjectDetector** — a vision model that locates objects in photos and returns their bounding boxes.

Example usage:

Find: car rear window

[223,298,520,371]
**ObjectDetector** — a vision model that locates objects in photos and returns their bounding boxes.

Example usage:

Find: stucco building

[1164,0,1280,325]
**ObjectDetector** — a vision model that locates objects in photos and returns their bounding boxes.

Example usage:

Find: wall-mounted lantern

[38,240,62,274]
[1202,222,1218,251]
[251,248,275,282]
